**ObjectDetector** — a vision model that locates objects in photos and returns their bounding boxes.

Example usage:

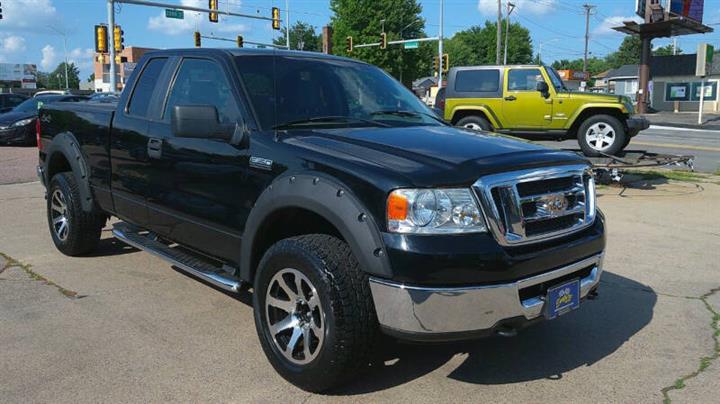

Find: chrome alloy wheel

[463,122,483,131]
[265,268,325,365]
[585,122,616,151]
[50,189,70,241]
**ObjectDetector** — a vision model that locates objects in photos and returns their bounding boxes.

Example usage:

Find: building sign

[670,0,704,23]
[557,69,589,81]
[690,81,717,101]
[665,81,718,101]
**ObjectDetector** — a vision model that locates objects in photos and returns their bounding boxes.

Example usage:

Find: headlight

[11,118,34,128]
[387,188,487,234]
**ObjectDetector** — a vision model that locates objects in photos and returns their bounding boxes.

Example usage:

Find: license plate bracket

[545,278,580,319]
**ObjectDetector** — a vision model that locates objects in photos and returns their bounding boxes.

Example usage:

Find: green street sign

[165,9,184,19]
[404,41,419,49]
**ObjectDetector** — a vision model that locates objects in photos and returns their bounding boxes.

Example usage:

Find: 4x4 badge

[250,156,273,171]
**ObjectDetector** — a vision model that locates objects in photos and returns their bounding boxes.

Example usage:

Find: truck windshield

[235,55,443,130]
[546,67,567,92]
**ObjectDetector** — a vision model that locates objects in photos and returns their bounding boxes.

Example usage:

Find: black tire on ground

[577,114,627,157]
[253,234,378,393]
[456,115,493,132]
[47,172,106,256]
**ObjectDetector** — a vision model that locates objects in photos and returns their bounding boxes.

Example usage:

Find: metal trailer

[563,149,695,184]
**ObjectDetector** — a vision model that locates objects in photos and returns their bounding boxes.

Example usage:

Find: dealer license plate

[545,279,580,319]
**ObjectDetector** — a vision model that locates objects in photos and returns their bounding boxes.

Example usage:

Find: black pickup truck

[37,49,605,392]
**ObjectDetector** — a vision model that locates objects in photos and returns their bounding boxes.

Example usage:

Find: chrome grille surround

[473,164,596,246]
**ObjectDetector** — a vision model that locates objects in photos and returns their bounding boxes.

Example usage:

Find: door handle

[504,95,517,101]
[147,138,162,159]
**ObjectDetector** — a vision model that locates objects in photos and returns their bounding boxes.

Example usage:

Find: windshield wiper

[370,109,449,126]
[273,116,391,129]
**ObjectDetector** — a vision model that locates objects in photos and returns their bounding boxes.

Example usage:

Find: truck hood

[281,125,588,187]
[563,91,621,103]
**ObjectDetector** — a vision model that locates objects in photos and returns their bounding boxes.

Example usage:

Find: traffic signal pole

[438,0,444,89]
[107,0,116,92]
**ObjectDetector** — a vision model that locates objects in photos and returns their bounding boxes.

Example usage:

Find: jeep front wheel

[253,234,378,392]
[456,115,493,132]
[577,114,627,157]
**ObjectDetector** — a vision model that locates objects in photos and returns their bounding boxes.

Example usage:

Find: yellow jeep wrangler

[438,65,649,156]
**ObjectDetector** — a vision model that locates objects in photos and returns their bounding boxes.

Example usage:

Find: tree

[653,44,682,56]
[330,0,432,86]
[444,20,533,67]
[47,62,80,89]
[606,35,642,68]
[552,57,610,76]
[87,73,95,83]
[273,21,322,52]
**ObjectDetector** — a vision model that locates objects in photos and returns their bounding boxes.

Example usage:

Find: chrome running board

[112,222,242,293]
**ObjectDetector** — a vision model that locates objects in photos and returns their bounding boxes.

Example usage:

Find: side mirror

[171,105,229,140]
[536,81,550,98]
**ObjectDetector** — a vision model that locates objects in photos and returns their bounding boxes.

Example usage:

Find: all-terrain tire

[253,234,378,393]
[47,172,106,256]
[577,114,627,157]
[456,115,493,132]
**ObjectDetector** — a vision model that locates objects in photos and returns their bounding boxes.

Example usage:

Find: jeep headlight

[11,118,34,128]
[387,189,487,234]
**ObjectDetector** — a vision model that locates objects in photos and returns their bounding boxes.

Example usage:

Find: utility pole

[672,37,677,55]
[49,26,70,89]
[503,2,515,65]
[107,0,116,92]
[582,4,594,74]
[438,0,444,88]
[496,0,502,65]
[285,0,290,50]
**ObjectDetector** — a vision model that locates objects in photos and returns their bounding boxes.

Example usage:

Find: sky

[0,0,719,81]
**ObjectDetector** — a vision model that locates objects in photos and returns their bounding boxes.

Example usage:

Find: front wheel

[253,234,378,392]
[577,114,627,157]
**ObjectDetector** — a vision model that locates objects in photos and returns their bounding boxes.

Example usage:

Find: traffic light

[380,32,387,50]
[113,25,124,53]
[345,36,353,53]
[194,31,201,48]
[237,35,244,48]
[442,53,449,73]
[433,56,439,73]
[95,25,108,54]
[208,0,218,23]
[0,2,3,20]
[272,7,280,30]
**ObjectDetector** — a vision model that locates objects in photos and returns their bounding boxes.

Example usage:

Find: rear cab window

[127,58,168,118]
[454,70,500,93]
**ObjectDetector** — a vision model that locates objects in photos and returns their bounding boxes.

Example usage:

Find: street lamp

[503,2,516,65]
[48,25,70,89]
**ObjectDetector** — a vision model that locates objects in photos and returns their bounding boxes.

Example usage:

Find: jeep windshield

[235,55,443,130]
[546,66,568,92]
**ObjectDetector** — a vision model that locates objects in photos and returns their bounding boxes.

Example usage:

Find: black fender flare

[44,132,94,212]
[239,173,393,282]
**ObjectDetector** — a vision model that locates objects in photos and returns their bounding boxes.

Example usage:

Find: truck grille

[473,165,596,246]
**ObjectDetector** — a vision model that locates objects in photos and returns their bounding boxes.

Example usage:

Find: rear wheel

[456,115,493,132]
[577,114,627,157]
[47,172,106,256]
[253,234,378,392]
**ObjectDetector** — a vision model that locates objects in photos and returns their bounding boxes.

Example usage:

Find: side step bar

[112,222,242,293]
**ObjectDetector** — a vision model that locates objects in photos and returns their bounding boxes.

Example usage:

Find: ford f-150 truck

[37,49,605,392]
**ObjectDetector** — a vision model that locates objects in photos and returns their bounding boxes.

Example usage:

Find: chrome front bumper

[369,253,603,339]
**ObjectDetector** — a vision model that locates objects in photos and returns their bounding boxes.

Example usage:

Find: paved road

[536,126,720,173]
[0,145,36,185]
[1,179,719,403]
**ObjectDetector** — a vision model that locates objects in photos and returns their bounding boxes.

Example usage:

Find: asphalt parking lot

[1,163,719,402]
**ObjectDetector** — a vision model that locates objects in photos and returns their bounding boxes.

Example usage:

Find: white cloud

[594,15,643,35]
[41,45,57,70]
[148,0,247,36]
[0,0,58,31]
[68,48,95,70]
[478,0,556,15]
[1,36,27,53]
